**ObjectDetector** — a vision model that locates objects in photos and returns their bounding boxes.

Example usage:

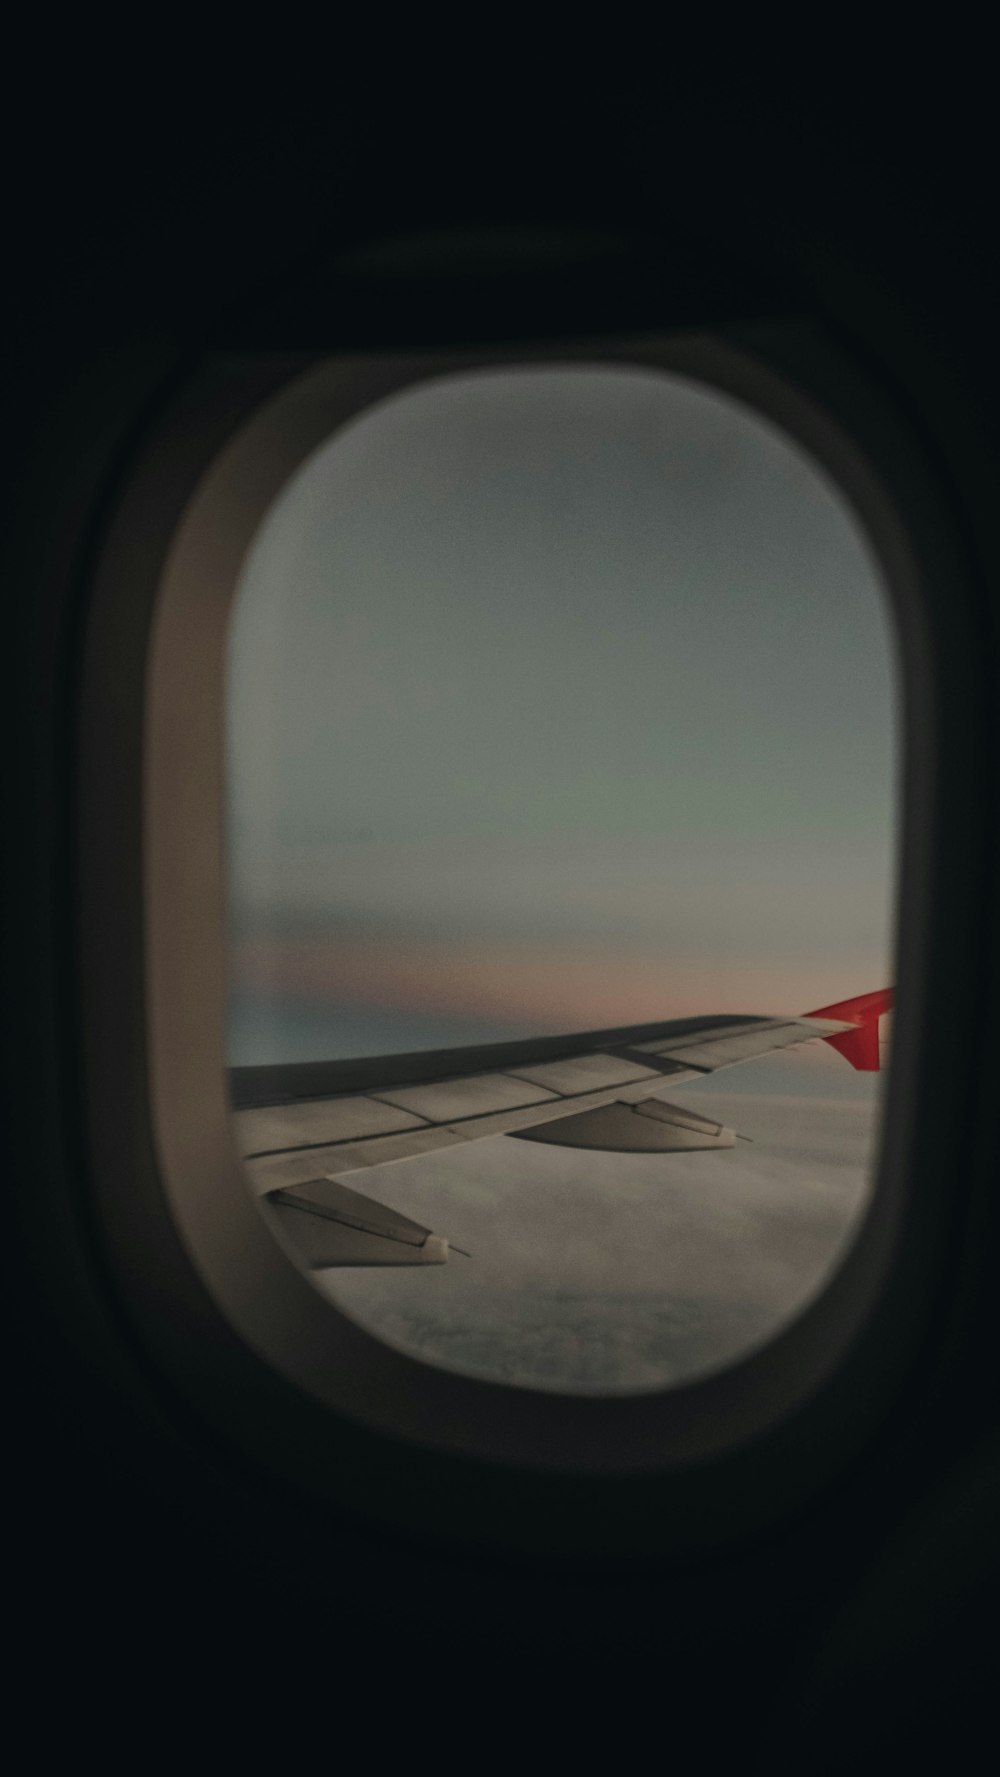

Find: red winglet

[803,987,895,1072]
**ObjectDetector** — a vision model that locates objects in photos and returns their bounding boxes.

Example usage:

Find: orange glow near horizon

[231,934,890,1033]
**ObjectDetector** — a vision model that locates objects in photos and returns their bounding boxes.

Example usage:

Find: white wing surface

[230,1005,868,1269]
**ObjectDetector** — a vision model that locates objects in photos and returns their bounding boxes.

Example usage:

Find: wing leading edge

[235,990,893,1269]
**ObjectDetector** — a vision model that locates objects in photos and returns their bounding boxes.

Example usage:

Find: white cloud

[318,1066,881,1394]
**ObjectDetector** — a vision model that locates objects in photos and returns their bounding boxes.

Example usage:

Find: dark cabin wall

[3,62,997,1764]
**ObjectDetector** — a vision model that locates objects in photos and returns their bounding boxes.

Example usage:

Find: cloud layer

[320,1054,883,1393]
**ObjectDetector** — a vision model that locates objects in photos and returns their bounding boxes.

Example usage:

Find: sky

[224,358,898,1392]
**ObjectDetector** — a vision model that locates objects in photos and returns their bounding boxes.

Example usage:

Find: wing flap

[371,1071,558,1122]
[504,1053,663,1095]
[234,1093,426,1159]
[245,1126,469,1195]
[236,1058,688,1182]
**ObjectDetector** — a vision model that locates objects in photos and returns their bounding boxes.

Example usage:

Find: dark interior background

[3,54,997,1765]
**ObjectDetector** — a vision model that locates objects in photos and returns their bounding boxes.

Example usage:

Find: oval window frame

[77,322,962,1555]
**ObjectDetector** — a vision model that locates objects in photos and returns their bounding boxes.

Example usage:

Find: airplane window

[225,358,897,1396]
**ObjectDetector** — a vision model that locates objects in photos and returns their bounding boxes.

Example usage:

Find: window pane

[226,360,897,1394]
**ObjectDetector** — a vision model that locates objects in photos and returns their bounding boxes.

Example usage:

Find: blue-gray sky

[224,358,898,1392]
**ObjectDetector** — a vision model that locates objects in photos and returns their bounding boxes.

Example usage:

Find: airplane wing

[230,989,893,1269]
